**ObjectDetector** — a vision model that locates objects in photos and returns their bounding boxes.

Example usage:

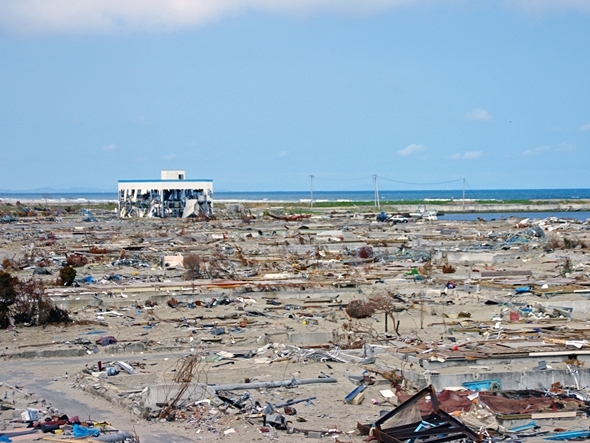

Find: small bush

[2,258,17,271]
[183,254,202,280]
[66,254,88,267]
[58,266,77,286]
[36,258,51,268]
[442,263,456,274]
[563,237,584,249]
[419,261,433,278]
[345,299,375,319]
[13,278,70,325]
[548,236,562,249]
[358,246,374,259]
[89,247,108,254]
[0,271,19,328]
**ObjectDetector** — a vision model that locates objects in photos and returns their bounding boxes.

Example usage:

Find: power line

[377,176,464,186]
[312,175,373,182]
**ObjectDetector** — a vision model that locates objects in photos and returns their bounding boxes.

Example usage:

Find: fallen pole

[276,396,316,408]
[211,377,337,392]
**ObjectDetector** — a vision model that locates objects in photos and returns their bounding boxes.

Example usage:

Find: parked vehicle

[410,205,438,221]
[376,211,389,222]
[390,214,409,224]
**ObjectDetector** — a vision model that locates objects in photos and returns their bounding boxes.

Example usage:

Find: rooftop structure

[118,170,213,218]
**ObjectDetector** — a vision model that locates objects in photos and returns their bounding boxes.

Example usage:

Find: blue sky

[0,0,589,192]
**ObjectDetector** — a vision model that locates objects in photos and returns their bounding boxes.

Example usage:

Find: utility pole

[462,178,466,211]
[372,174,380,209]
[309,175,314,208]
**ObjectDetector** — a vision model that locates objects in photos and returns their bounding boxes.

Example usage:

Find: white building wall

[161,170,186,180]
[117,171,213,218]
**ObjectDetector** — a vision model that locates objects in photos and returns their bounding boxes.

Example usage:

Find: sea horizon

[1,188,590,203]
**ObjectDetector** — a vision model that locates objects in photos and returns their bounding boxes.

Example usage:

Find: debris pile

[2,205,590,441]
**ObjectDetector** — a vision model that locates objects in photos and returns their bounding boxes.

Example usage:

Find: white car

[390,214,409,224]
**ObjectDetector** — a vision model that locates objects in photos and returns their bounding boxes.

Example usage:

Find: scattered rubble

[1,207,590,442]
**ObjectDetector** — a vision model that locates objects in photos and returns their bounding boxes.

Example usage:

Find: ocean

[2,189,590,221]
[2,188,590,203]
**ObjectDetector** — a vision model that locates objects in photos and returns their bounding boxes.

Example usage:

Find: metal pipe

[211,377,337,392]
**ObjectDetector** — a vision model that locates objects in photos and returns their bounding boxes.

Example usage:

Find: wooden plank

[479,270,533,278]
[531,411,577,419]
[497,341,554,349]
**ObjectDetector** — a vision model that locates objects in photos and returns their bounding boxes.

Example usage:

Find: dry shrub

[341,317,401,346]
[0,270,19,328]
[89,247,108,254]
[358,246,374,259]
[57,265,77,286]
[183,254,202,280]
[345,292,404,336]
[66,253,88,267]
[548,236,562,249]
[564,237,585,249]
[369,293,402,313]
[2,258,17,271]
[563,257,572,275]
[234,245,251,266]
[420,261,433,277]
[36,258,51,268]
[6,278,70,326]
[345,299,376,319]
[442,263,456,274]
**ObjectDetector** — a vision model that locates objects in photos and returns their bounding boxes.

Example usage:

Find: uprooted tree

[183,254,204,280]
[345,291,406,336]
[0,271,70,328]
[0,271,19,328]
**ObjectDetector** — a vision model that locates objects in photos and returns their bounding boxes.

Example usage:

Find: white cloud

[522,145,550,156]
[450,150,483,160]
[163,153,177,160]
[278,150,288,157]
[557,142,577,152]
[1,1,590,35]
[397,144,426,157]
[580,122,590,132]
[0,0,418,35]
[522,143,577,156]
[101,143,116,151]
[510,0,590,14]
[464,108,491,122]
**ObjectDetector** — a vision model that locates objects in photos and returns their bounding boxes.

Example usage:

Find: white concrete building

[118,170,213,218]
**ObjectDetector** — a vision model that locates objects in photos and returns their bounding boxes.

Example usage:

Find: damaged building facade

[118,170,213,218]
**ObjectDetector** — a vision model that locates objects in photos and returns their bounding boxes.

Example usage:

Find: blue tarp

[73,424,100,438]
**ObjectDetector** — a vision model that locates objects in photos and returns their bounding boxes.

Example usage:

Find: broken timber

[358,385,481,443]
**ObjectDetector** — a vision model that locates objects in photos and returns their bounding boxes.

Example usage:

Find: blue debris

[545,431,590,441]
[72,424,100,438]
[462,379,502,391]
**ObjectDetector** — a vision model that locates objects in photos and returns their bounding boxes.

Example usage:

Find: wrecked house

[117,169,213,218]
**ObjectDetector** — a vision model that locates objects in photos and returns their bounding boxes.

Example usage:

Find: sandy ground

[1,209,590,441]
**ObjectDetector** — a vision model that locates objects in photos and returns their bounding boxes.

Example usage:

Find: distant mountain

[0,187,115,193]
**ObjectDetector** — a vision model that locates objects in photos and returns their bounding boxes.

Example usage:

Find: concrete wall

[412,367,588,391]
